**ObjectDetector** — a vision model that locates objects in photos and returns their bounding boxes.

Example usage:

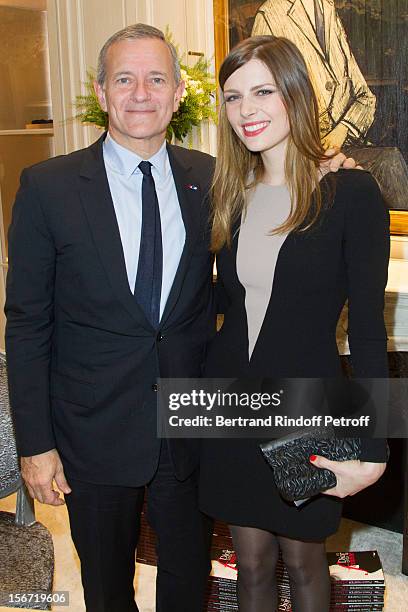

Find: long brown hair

[211,36,329,252]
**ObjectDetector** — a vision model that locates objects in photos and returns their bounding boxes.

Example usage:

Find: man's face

[94,37,184,156]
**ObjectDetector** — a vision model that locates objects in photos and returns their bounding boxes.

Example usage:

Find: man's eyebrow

[112,70,133,78]
[112,70,168,78]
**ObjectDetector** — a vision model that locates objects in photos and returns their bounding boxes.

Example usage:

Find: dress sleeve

[342,170,390,462]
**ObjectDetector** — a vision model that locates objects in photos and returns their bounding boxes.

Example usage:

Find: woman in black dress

[199,36,389,611]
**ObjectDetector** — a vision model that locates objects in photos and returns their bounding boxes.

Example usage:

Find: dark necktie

[313,0,326,53]
[134,160,163,327]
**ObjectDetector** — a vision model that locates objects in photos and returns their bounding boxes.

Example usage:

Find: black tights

[230,526,330,612]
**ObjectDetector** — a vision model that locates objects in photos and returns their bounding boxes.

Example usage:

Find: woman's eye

[257,89,275,96]
[225,95,239,103]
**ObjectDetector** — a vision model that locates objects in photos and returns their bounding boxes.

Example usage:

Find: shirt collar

[103,133,168,179]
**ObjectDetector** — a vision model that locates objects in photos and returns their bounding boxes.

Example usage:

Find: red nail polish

[310,455,317,462]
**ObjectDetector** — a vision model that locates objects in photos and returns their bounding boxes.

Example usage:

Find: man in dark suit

[5,23,215,612]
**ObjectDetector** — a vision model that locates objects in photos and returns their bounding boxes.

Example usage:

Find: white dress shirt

[103,133,185,320]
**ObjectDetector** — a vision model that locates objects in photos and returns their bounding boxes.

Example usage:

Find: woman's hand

[309,455,386,499]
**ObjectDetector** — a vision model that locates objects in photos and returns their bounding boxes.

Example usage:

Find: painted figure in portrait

[251,0,376,149]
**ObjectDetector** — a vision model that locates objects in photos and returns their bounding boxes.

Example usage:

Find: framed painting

[213,0,408,235]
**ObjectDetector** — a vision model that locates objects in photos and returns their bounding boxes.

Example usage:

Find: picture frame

[213,0,408,236]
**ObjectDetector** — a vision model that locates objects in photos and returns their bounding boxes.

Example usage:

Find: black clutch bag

[259,428,361,506]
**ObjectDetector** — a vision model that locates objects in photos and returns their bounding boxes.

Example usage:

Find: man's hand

[310,455,386,499]
[21,449,72,506]
[319,148,361,177]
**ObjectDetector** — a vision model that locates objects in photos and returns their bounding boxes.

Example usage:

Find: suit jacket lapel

[160,144,202,326]
[288,0,336,80]
[288,0,322,57]
[324,0,335,66]
[78,134,153,329]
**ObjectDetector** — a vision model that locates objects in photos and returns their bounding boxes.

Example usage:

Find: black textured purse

[259,428,361,506]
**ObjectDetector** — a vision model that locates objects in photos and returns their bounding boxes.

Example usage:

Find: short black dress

[199,170,390,541]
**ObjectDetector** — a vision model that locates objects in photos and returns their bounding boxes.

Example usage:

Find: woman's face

[223,59,290,156]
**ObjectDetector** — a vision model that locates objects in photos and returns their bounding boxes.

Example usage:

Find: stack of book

[326,550,385,611]
[277,550,385,610]
[207,548,238,611]
[208,548,385,611]
[135,512,386,611]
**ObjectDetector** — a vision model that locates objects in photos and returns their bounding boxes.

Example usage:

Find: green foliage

[167,57,217,143]
[75,71,108,129]
[74,34,217,144]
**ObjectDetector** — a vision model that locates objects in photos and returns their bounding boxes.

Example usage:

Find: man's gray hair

[96,23,181,86]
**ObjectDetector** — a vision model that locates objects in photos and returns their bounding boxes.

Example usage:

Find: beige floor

[1,492,408,611]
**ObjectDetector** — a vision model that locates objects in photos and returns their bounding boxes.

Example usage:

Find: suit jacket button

[325,80,334,91]
[152,383,158,392]
[157,333,164,342]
